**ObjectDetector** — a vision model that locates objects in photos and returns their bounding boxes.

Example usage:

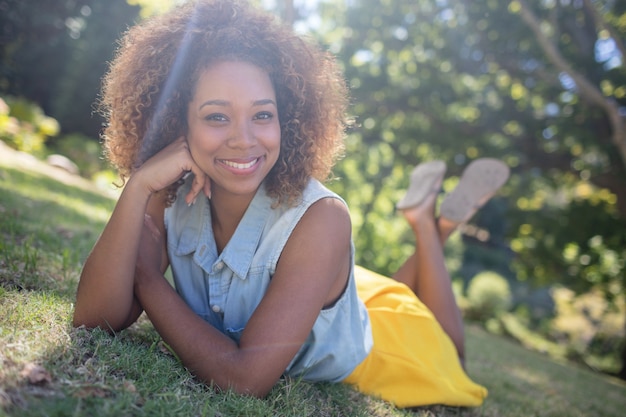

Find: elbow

[72,305,122,333]
[72,313,113,333]
[72,297,141,332]
[191,364,277,399]
[72,309,98,329]
[212,379,274,399]
[72,304,93,329]
[71,312,85,329]
[234,379,274,399]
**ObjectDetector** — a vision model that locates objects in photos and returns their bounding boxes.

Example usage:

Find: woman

[74,0,506,407]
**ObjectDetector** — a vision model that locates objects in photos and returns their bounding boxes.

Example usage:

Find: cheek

[252,122,281,151]
[187,128,221,152]
[268,124,282,149]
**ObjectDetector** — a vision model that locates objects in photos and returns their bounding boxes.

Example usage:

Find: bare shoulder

[277,195,353,271]
[302,196,351,230]
[293,196,352,249]
[274,196,352,306]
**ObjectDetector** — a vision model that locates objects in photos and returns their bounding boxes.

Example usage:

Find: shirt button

[215,261,224,270]
[211,305,222,313]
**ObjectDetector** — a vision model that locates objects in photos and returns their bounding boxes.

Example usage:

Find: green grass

[1,147,626,416]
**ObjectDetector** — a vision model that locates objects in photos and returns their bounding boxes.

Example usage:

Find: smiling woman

[98,0,347,208]
[72,0,495,409]
[74,0,361,398]
[185,61,281,202]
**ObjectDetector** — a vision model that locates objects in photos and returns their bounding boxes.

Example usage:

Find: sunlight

[509,366,550,386]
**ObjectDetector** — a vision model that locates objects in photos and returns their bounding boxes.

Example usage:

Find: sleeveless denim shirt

[164,178,373,382]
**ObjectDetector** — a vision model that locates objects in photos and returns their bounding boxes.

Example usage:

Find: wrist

[124,173,156,201]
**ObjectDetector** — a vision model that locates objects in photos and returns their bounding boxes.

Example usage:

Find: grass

[1,144,626,416]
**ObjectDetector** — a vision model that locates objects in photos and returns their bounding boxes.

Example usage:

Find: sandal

[396,160,447,210]
[439,158,509,223]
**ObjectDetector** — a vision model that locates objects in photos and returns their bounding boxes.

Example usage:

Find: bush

[50,133,107,178]
[550,286,625,373]
[0,96,59,154]
[465,271,512,321]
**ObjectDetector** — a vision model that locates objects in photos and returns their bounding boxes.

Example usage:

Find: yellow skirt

[343,265,488,408]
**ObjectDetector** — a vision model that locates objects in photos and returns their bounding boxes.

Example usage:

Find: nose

[227,119,255,148]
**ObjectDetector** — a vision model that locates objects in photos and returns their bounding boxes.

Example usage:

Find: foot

[401,186,440,232]
[396,160,446,210]
[439,158,510,225]
[398,162,445,231]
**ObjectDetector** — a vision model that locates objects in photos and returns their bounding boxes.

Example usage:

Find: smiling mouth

[220,158,260,170]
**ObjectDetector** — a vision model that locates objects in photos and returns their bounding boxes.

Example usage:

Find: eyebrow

[198,98,277,110]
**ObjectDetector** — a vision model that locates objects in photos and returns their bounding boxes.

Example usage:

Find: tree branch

[516,0,626,168]
[583,0,626,65]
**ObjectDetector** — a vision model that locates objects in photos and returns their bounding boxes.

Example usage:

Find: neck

[209,187,257,253]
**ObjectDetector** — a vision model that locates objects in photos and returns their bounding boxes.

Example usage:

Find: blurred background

[1,0,624,381]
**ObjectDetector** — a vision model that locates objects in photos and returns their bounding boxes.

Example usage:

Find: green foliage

[464,271,512,322]
[549,286,625,374]
[0,0,141,138]
[50,133,108,178]
[310,0,626,376]
[499,283,626,376]
[508,172,626,291]
[127,0,177,18]
[0,96,59,155]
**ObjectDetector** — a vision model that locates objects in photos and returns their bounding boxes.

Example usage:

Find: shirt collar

[218,186,273,279]
[171,183,274,280]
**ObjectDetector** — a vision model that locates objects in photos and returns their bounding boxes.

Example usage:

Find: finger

[184,167,205,206]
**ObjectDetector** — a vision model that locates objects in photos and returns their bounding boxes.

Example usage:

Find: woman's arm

[134,197,353,397]
[73,137,210,331]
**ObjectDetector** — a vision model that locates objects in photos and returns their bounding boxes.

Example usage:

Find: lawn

[1,143,625,416]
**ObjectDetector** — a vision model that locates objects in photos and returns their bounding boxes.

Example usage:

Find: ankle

[410,215,438,237]
[438,215,459,236]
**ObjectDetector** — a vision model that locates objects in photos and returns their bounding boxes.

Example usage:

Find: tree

[0,0,141,138]
[307,0,626,377]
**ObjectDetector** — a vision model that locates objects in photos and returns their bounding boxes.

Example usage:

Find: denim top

[164,178,372,382]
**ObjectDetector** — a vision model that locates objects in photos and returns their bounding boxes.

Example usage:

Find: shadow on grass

[465,325,626,417]
[0,166,115,299]
[2,317,416,417]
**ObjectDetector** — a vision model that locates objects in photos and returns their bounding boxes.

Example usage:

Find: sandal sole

[396,160,447,210]
[439,158,509,223]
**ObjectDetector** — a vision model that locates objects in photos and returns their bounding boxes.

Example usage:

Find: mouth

[219,157,261,170]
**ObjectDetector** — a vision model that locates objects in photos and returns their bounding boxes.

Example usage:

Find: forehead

[193,60,276,99]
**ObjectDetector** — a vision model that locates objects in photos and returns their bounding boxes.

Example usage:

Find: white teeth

[222,158,258,169]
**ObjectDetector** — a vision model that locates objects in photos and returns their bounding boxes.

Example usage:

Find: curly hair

[99,0,349,205]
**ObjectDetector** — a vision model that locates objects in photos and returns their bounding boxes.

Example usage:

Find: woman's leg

[392,188,466,363]
[391,158,509,363]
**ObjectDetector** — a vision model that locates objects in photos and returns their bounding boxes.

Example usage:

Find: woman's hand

[75,137,205,331]
[132,136,212,205]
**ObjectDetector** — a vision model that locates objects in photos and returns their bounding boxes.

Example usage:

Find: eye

[254,111,274,121]
[204,113,228,122]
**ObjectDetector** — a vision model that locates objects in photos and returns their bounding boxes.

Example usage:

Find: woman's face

[186,60,281,201]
